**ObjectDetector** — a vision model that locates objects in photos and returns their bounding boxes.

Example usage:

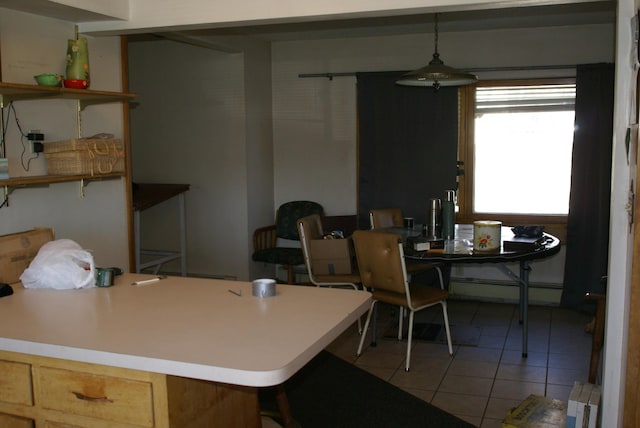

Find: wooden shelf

[0,82,134,201]
[0,82,136,109]
[0,172,124,187]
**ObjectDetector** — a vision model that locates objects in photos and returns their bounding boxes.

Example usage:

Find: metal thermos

[427,198,442,239]
[442,190,456,240]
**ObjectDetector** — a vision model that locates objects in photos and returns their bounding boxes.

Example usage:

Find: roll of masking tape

[473,221,502,252]
[252,278,276,298]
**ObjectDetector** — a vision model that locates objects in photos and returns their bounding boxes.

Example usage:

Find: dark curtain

[356,71,458,228]
[561,63,615,311]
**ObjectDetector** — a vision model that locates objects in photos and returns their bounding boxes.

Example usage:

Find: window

[457,79,575,227]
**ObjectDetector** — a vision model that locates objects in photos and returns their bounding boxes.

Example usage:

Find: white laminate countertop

[0,274,371,387]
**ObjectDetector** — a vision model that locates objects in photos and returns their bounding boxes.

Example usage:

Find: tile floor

[325,299,593,427]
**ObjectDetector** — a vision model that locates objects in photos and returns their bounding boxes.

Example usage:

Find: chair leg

[398,306,404,340]
[589,347,600,384]
[405,309,415,371]
[275,384,294,428]
[357,301,377,356]
[436,266,445,289]
[441,301,453,355]
[370,304,379,347]
[286,265,294,284]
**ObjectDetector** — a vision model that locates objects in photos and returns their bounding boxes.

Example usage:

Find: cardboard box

[309,238,354,275]
[0,227,54,284]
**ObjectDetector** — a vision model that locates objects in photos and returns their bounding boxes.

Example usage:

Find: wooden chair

[252,201,323,284]
[352,230,453,371]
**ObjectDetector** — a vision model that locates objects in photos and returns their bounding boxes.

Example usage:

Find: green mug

[95,267,122,287]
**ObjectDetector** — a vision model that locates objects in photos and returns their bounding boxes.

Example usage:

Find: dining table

[394,223,561,358]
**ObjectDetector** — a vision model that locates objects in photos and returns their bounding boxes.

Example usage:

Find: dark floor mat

[260,350,477,428]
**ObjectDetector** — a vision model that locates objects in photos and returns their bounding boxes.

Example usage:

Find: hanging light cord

[434,13,439,57]
[430,13,444,68]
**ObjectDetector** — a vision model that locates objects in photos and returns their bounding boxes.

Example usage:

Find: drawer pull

[72,391,114,403]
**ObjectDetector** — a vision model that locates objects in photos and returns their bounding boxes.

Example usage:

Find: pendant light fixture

[396,13,477,90]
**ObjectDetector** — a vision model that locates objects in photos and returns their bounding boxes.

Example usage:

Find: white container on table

[473,220,502,252]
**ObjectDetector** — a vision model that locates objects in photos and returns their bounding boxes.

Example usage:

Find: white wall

[242,38,275,280]
[0,9,129,269]
[129,36,273,280]
[601,0,637,424]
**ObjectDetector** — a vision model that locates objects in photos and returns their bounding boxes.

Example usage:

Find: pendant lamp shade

[396,14,477,90]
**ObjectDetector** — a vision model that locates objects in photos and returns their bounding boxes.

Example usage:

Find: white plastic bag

[20,239,95,289]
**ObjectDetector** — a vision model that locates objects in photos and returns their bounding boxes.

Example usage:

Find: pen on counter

[131,276,167,286]
[228,289,242,297]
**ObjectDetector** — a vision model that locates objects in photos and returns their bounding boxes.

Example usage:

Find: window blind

[476,84,576,114]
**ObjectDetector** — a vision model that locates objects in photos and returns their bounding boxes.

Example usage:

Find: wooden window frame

[456,78,576,241]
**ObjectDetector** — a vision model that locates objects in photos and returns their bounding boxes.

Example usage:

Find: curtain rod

[298,64,576,79]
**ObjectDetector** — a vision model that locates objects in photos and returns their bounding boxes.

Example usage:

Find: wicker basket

[44,138,124,176]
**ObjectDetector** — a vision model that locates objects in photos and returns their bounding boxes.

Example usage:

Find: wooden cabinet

[38,367,154,427]
[0,350,260,428]
[0,358,34,427]
[0,413,34,428]
[0,359,33,406]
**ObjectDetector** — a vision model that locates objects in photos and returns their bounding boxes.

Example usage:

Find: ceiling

[159,1,616,42]
[0,0,616,44]
[0,0,125,22]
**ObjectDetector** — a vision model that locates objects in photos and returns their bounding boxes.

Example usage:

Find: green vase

[65,38,90,87]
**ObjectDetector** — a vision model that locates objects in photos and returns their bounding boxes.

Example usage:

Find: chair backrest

[352,230,408,296]
[297,214,324,275]
[369,208,403,229]
[276,201,324,240]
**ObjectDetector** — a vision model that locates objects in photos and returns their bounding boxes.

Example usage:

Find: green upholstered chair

[252,201,324,284]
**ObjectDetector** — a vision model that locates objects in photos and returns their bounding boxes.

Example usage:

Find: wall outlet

[32,142,44,153]
[27,130,45,154]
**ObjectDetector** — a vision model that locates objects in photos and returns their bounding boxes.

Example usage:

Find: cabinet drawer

[0,413,34,428]
[39,367,154,427]
[44,422,82,428]
[0,360,33,406]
